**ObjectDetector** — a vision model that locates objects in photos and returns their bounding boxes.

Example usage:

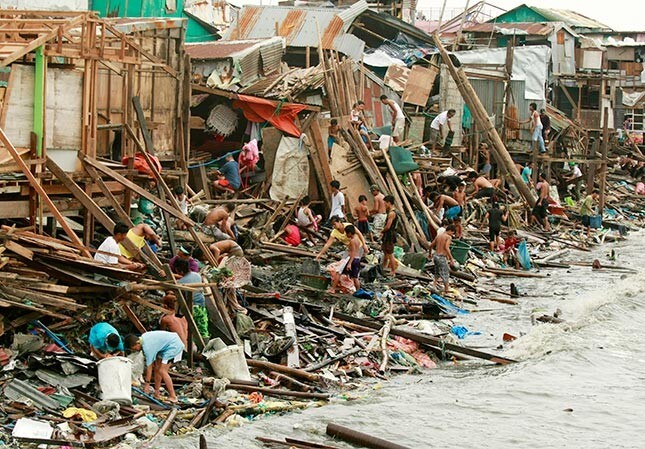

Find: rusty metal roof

[186,39,275,60]
[465,22,556,36]
[223,0,368,59]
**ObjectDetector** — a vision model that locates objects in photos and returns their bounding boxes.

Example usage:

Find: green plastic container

[450,240,470,265]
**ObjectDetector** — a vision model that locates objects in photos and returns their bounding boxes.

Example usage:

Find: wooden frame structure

[0,10,189,226]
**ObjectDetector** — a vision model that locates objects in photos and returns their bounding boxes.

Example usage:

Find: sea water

[158,233,645,449]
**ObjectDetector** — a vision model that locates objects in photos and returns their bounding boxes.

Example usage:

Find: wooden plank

[45,157,115,232]
[119,300,147,333]
[81,155,194,226]
[0,127,89,256]
[4,240,34,260]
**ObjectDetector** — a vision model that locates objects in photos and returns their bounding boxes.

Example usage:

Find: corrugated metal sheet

[336,0,368,24]
[224,2,366,55]
[4,379,61,410]
[333,34,365,60]
[532,7,610,31]
[470,78,531,140]
[239,47,261,86]
[186,40,262,60]
[465,22,555,36]
[259,42,284,75]
[278,9,307,45]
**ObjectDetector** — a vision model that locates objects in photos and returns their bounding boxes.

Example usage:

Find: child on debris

[296,196,321,232]
[174,259,209,340]
[345,225,362,291]
[329,225,361,293]
[580,189,600,237]
[354,195,371,239]
[328,118,339,159]
[502,230,520,269]
[173,185,189,230]
[429,224,456,294]
[159,293,188,350]
[125,331,184,403]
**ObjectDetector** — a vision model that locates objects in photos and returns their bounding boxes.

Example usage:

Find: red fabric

[284,225,302,246]
[233,95,306,137]
[122,153,162,177]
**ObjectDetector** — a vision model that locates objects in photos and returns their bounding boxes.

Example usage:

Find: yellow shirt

[330,223,353,246]
[118,229,146,259]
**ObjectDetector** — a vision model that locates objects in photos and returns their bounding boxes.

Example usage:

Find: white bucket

[203,339,251,381]
[97,356,132,405]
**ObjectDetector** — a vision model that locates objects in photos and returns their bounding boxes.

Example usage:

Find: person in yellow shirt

[316,216,368,260]
[118,223,162,260]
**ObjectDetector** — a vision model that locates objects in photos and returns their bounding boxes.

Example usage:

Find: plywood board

[328,142,371,218]
[384,65,411,93]
[402,65,438,107]
[2,65,82,150]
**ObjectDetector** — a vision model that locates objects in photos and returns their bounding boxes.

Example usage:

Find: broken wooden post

[432,34,536,207]
[327,423,412,449]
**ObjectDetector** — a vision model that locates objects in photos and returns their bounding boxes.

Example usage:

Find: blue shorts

[445,205,462,219]
[328,136,337,149]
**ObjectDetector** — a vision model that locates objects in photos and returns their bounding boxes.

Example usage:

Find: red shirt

[284,225,301,246]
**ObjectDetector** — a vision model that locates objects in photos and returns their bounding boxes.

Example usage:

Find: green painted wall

[90,0,217,42]
[490,5,549,24]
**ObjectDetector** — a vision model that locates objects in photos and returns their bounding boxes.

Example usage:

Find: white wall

[0,0,88,10]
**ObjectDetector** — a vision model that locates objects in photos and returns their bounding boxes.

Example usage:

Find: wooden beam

[0,14,86,67]
[81,155,195,226]
[0,127,89,256]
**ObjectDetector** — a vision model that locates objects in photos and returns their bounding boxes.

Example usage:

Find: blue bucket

[589,215,602,229]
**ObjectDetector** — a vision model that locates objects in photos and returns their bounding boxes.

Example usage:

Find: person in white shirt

[94,223,144,271]
[329,180,345,219]
[380,95,405,143]
[430,109,455,151]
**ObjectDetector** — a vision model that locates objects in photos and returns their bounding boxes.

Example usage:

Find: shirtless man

[329,225,362,293]
[522,102,546,154]
[453,183,466,208]
[531,173,551,231]
[430,192,461,220]
[159,293,188,350]
[369,185,387,236]
[380,95,405,143]
[209,239,244,262]
[467,172,499,199]
[203,203,236,240]
[429,224,456,294]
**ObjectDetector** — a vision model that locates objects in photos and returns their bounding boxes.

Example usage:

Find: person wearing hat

[369,185,387,236]
[88,322,124,360]
[168,245,199,278]
[213,153,241,194]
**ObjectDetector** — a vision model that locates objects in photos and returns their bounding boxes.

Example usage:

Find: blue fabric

[431,293,469,314]
[141,331,185,366]
[177,271,205,306]
[219,160,241,189]
[327,136,337,149]
[451,325,481,339]
[521,166,532,183]
[88,322,124,353]
[353,288,374,299]
[518,240,532,270]
[445,205,462,219]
